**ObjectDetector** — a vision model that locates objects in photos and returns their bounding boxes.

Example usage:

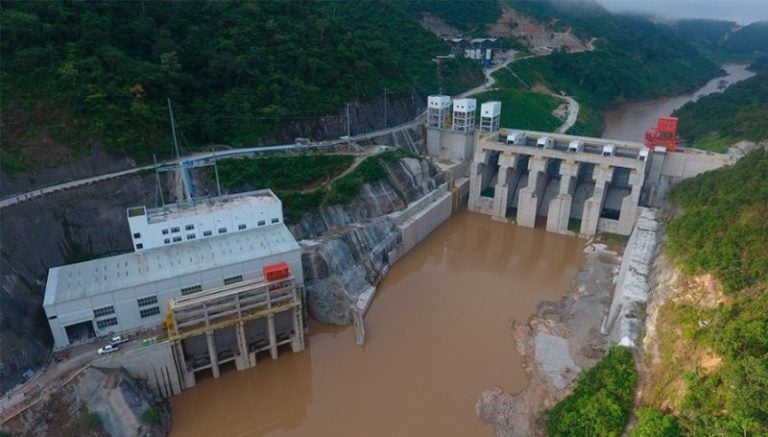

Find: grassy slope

[473,88,561,132]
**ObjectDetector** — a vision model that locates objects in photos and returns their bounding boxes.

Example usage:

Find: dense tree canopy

[673,73,768,150]
[1,1,482,171]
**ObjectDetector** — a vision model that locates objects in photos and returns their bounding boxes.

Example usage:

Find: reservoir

[602,64,756,142]
[170,210,585,436]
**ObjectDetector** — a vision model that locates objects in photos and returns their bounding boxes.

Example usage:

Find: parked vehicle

[98,345,119,355]
[110,335,129,346]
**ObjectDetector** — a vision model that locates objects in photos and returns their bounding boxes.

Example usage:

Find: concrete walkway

[0,119,423,211]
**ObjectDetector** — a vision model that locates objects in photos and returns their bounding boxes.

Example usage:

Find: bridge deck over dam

[469,129,648,236]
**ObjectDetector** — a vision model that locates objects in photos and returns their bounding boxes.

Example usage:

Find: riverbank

[602,64,756,142]
[476,237,621,436]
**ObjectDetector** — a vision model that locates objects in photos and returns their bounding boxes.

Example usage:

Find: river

[170,211,585,436]
[602,64,756,142]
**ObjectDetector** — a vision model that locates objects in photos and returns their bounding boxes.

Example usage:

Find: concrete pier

[546,161,579,233]
[468,130,649,236]
[491,153,522,222]
[516,157,548,227]
[580,164,613,235]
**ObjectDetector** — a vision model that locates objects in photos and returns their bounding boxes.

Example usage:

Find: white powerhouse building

[43,190,303,349]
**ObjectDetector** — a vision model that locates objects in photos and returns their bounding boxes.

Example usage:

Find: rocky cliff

[0,173,163,393]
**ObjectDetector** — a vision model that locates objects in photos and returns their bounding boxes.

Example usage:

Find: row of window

[96,317,118,329]
[137,295,158,307]
[224,275,243,285]
[91,275,251,331]
[140,306,161,318]
[181,284,203,296]
[94,305,115,318]
[158,219,283,244]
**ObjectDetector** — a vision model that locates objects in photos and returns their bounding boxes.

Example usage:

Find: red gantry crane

[644,116,679,152]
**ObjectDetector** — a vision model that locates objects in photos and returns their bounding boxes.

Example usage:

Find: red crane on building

[644,116,679,152]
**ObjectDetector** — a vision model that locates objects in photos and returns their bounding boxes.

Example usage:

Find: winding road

[457,50,580,134]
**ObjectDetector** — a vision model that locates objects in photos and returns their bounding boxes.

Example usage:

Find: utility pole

[383,88,388,129]
[167,98,180,160]
[346,103,351,138]
[212,148,222,198]
[153,154,165,208]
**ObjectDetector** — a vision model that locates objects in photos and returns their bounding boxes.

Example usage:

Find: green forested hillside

[505,0,722,136]
[673,73,768,151]
[750,54,768,73]
[664,19,764,63]
[1,1,481,172]
[399,0,502,34]
[640,149,768,435]
[666,19,736,49]
[723,21,768,53]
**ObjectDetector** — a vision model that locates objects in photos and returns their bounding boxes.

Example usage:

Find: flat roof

[136,189,280,225]
[44,223,299,307]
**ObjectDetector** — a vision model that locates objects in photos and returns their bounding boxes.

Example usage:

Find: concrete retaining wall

[603,208,661,347]
[95,341,182,398]
[392,187,453,262]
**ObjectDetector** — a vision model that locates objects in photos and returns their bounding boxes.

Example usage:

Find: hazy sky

[597,0,768,24]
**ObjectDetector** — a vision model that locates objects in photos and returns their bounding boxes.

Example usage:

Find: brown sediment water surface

[170,211,585,436]
[602,64,755,142]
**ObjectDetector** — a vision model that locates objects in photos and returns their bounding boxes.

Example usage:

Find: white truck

[110,335,129,346]
[98,344,119,355]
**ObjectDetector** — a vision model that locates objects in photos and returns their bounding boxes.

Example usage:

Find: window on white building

[96,317,118,329]
[224,275,243,285]
[218,227,227,234]
[136,243,143,250]
[137,296,158,307]
[185,224,194,231]
[186,233,196,240]
[140,307,161,318]
[257,220,265,226]
[173,236,182,242]
[181,284,202,295]
[133,232,141,239]
[171,227,180,233]
[164,238,171,244]
[93,306,115,318]
[271,218,279,224]
[238,224,247,230]
[203,230,212,237]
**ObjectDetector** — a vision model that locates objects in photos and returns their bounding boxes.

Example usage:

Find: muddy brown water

[602,64,756,142]
[170,211,585,436]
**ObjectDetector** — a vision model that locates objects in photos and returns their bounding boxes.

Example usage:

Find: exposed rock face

[0,143,135,197]
[4,367,170,437]
[294,157,444,325]
[260,92,426,146]
[0,174,160,393]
